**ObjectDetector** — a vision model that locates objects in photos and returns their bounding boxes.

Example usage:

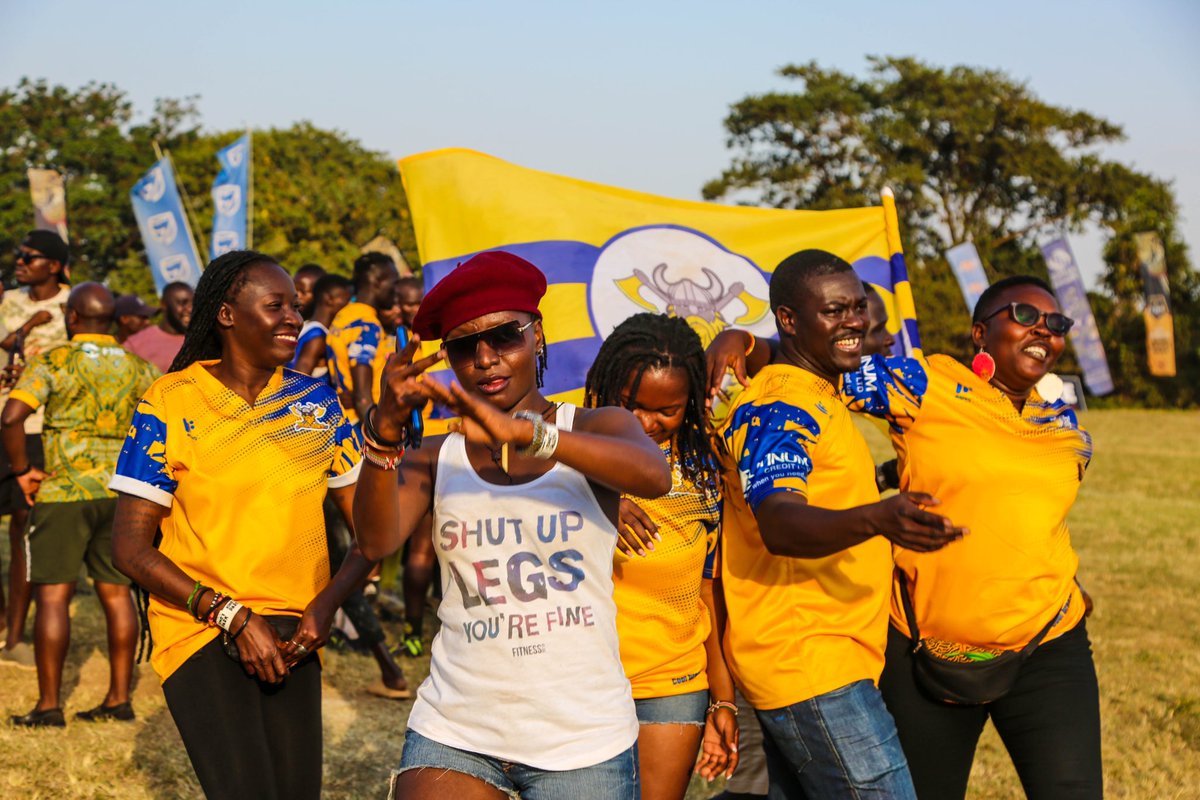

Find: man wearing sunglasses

[0,231,71,670]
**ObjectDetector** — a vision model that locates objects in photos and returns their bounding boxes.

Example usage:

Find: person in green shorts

[1,283,159,727]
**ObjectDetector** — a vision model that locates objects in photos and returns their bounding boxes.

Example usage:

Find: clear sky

[3,0,1197,287]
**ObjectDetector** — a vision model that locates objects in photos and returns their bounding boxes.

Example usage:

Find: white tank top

[406,404,638,770]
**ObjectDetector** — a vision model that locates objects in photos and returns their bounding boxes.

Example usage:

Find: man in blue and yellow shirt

[326,253,400,424]
[2,284,158,727]
[719,250,964,798]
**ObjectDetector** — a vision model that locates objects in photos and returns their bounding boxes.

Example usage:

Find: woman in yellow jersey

[354,251,671,800]
[109,250,377,800]
[584,313,739,800]
[709,275,1101,800]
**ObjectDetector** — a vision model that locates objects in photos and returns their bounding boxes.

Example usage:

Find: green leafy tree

[1,79,417,300]
[704,57,1196,404]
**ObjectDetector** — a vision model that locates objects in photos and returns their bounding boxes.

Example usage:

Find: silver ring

[292,641,309,655]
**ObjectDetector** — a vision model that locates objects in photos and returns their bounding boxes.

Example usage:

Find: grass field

[1,409,1198,799]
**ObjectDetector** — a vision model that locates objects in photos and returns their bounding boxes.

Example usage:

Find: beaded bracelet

[706,700,738,717]
[193,589,219,622]
[204,593,227,626]
[363,444,404,470]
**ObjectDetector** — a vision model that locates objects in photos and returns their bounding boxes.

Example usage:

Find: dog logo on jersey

[290,401,332,432]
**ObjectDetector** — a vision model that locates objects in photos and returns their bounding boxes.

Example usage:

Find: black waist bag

[221,615,300,662]
[897,571,1060,705]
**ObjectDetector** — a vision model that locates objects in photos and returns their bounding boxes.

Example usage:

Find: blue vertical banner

[945,241,989,314]
[1039,237,1114,396]
[130,158,203,293]
[210,134,250,259]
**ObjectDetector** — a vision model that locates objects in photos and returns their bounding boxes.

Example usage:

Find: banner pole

[246,129,254,249]
[156,141,207,271]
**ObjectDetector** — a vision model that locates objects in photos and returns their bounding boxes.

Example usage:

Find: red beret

[413,251,547,340]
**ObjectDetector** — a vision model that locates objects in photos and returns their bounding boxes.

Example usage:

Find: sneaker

[74,702,135,722]
[392,622,424,658]
[10,707,65,728]
[0,642,36,670]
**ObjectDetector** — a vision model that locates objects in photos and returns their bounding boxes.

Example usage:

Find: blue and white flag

[130,158,202,292]
[945,241,989,314]
[210,134,250,259]
[1039,237,1114,396]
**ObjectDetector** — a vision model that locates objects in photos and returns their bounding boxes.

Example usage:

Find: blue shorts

[634,688,708,726]
[392,729,640,799]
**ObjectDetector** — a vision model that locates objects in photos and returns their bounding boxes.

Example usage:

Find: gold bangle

[744,333,757,357]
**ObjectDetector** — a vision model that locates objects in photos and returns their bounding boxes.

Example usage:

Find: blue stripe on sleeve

[726,400,821,512]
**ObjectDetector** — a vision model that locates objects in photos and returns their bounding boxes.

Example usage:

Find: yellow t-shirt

[326,302,395,423]
[719,364,891,710]
[841,353,1089,650]
[613,443,720,699]
[109,362,362,681]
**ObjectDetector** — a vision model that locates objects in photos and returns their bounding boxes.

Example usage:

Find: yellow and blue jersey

[613,442,721,699]
[841,353,1091,650]
[719,364,891,710]
[109,361,362,681]
[326,302,394,422]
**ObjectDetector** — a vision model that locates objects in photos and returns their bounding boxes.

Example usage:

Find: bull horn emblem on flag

[592,225,774,348]
[615,260,771,347]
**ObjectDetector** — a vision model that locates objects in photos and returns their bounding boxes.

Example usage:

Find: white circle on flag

[589,225,775,347]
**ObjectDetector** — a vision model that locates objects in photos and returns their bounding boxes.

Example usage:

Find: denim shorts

[391,729,640,799]
[634,688,708,726]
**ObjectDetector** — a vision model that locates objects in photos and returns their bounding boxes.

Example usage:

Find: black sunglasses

[13,250,48,264]
[981,302,1074,336]
[443,319,535,365]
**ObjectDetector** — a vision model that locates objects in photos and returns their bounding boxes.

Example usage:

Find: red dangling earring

[971,348,996,382]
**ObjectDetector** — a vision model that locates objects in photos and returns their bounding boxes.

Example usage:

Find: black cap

[21,230,69,265]
[114,294,157,318]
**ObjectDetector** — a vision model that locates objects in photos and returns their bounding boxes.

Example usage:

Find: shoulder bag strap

[895,568,923,648]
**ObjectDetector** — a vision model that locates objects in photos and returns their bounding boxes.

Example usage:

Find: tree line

[2,61,1194,406]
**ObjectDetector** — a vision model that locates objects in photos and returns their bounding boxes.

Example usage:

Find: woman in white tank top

[354,251,672,800]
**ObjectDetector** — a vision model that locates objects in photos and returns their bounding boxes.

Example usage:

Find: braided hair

[168,250,277,373]
[585,313,722,499]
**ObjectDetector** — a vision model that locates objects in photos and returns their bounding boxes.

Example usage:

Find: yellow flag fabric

[399,148,920,411]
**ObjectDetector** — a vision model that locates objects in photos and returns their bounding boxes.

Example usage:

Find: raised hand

[374,336,445,442]
[422,379,534,451]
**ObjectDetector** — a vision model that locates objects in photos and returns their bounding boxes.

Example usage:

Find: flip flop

[366,680,413,700]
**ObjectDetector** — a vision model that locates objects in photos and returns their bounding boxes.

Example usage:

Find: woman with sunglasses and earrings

[707,275,1101,799]
[354,251,671,800]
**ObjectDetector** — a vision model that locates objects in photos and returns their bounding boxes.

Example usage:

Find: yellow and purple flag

[400,148,921,411]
